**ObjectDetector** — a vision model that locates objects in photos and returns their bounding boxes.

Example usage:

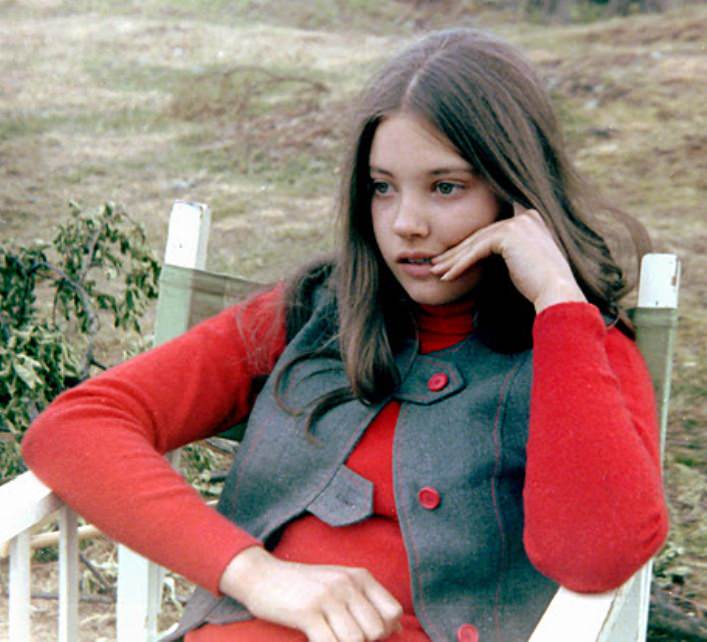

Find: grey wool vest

[164,287,558,642]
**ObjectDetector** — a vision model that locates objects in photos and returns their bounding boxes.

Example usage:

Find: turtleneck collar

[414,297,475,354]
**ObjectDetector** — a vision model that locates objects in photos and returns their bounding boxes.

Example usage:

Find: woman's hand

[220,546,403,642]
[430,203,586,312]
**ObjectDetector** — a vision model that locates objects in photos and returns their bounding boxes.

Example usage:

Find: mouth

[397,254,435,265]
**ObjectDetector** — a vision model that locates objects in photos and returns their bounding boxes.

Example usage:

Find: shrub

[0,202,160,483]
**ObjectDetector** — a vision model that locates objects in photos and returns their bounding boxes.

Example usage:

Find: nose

[392,193,428,238]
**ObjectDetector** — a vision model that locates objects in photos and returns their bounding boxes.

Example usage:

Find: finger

[346,592,387,640]
[433,234,499,281]
[303,614,338,642]
[324,602,365,642]
[431,218,510,267]
[359,578,403,636]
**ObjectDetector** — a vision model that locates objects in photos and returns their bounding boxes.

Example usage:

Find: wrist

[219,545,270,603]
[534,281,586,313]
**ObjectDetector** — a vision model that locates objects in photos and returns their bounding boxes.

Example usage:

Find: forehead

[369,112,470,173]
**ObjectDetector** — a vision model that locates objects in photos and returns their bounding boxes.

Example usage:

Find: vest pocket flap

[395,358,465,405]
[307,465,374,527]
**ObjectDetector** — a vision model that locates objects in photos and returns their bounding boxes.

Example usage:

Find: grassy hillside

[1,1,704,639]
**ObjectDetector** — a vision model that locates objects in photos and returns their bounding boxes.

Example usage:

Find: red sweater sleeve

[22,284,287,595]
[523,301,669,592]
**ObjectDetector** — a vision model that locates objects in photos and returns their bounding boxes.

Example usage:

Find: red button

[427,372,448,392]
[457,623,479,642]
[418,486,441,510]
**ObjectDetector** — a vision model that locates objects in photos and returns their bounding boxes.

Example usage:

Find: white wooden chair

[1,202,680,641]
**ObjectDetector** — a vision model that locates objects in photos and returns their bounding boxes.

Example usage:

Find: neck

[414,297,475,354]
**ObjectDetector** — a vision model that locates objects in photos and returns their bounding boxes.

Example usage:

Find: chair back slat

[633,307,678,456]
[155,264,262,345]
[630,253,681,457]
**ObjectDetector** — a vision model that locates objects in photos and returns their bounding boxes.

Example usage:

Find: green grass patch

[55,0,416,33]
[82,58,198,94]
[0,111,71,141]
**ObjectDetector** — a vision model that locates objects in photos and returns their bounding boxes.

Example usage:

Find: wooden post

[58,506,79,642]
[9,531,31,642]
[635,253,680,457]
[116,201,211,642]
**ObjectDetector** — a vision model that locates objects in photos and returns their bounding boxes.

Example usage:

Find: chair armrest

[0,470,64,545]
[529,574,640,642]
[529,586,617,641]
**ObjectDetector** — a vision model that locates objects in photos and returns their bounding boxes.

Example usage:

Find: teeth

[405,257,431,264]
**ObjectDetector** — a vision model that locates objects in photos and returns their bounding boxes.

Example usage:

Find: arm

[523,302,668,592]
[22,285,287,595]
[431,203,668,591]
[23,283,404,642]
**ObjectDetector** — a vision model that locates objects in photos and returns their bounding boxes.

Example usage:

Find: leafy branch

[0,201,160,482]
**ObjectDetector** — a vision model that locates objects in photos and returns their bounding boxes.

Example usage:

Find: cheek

[370,207,391,248]
[442,202,497,245]
[370,199,392,225]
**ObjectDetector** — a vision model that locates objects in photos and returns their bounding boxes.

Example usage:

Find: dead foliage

[168,64,351,176]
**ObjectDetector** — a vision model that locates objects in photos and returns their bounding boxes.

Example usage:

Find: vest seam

[393,402,446,642]
[490,358,525,642]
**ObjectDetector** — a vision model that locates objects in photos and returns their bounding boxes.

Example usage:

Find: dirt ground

[1,0,705,640]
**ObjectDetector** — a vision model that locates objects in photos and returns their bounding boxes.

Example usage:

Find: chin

[403,282,477,306]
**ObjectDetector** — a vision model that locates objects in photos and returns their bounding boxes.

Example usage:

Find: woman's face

[369,112,499,306]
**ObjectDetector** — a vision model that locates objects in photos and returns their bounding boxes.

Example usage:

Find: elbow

[21,416,45,469]
[525,510,669,593]
[21,393,79,478]
[21,410,58,476]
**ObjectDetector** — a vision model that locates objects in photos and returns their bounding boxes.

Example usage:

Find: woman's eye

[371,181,391,196]
[435,182,462,196]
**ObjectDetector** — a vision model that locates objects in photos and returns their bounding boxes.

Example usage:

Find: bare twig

[39,260,97,332]
[80,551,116,597]
[219,64,329,94]
[78,225,105,283]
[38,259,98,378]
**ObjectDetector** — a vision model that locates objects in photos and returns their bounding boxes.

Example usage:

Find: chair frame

[1,202,680,642]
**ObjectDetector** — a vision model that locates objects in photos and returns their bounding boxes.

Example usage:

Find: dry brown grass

[1,1,705,639]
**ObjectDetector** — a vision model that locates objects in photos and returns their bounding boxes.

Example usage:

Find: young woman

[23,28,668,642]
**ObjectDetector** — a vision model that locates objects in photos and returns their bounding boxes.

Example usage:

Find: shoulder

[532,301,606,348]
[283,256,337,341]
[531,302,649,380]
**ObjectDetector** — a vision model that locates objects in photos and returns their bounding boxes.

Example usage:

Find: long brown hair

[283,28,649,411]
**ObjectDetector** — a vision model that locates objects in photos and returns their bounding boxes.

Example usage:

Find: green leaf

[12,358,42,390]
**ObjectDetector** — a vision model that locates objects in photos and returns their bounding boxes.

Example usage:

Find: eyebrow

[369,166,475,176]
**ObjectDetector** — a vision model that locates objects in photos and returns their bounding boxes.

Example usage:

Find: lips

[395,252,439,279]
[397,252,436,265]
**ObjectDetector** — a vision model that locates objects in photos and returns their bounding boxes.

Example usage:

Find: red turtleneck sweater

[22,287,667,642]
